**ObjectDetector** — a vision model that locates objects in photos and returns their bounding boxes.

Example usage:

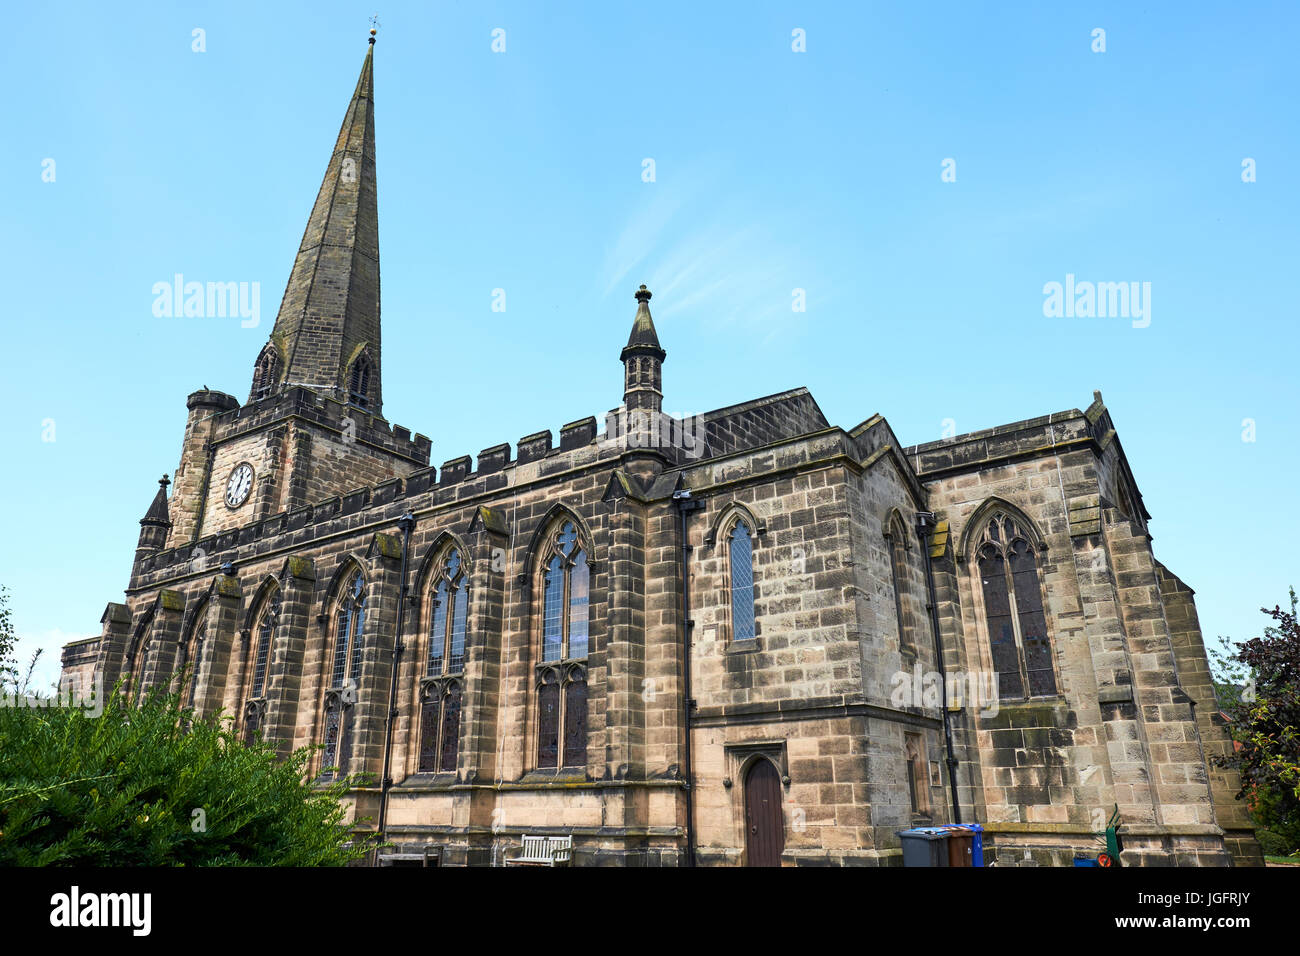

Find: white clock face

[225,463,254,508]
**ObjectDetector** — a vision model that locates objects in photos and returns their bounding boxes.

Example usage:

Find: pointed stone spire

[623,284,665,356]
[137,475,172,559]
[257,38,383,414]
[141,474,172,527]
[621,284,666,414]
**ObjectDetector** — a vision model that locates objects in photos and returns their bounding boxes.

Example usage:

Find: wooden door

[744,759,784,867]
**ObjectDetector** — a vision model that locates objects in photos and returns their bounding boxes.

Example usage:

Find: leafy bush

[1251,782,1300,857]
[1256,828,1293,858]
[0,684,368,866]
[1210,589,1300,856]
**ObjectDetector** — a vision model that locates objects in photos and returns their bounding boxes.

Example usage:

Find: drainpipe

[916,511,962,825]
[375,511,416,862]
[673,489,705,866]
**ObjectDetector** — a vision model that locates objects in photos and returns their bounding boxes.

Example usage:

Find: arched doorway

[744,758,785,866]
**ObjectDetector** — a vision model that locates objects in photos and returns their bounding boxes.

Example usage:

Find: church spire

[255,37,383,414]
[621,284,666,415]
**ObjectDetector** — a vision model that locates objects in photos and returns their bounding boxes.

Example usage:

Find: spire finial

[622,284,664,358]
[159,474,170,490]
[369,14,380,44]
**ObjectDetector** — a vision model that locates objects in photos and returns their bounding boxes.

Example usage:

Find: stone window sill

[403,771,459,786]
[521,768,588,784]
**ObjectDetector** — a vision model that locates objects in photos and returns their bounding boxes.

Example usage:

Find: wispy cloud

[599,160,828,338]
[602,189,683,296]
[980,185,1139,237]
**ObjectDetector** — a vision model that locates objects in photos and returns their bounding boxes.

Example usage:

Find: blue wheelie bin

[945,823,984,867]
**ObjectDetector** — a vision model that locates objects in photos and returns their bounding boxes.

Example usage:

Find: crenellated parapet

[216,385,430,466]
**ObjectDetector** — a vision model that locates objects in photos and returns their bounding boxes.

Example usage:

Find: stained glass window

[243,591,279,744]
[418,548,471,773]
[323,696,342,771]
[418,687,441,773]
[331,608,349,687]
[563,675,588,768]
[1011,540,1055,697]
[977,512,1056,700]
[125,606,158,703]
[542,555,564,662]
[428,580,448,673]
[323,571,366,775]
[184,615,207,709]
[449,584,468,673]
[349,596,366,679]
[439,683,462,773]
[569,551,589,659]
[730,521,756,641]
[251,594,278,699]
[538,674,560,770]
[535,520,590,769]
[426,549,468,676]
[130,624,152,703]
[337,704,354,773]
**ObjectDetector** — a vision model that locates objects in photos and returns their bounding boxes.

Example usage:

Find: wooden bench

[377,846,441,867]
[505,834,572,866]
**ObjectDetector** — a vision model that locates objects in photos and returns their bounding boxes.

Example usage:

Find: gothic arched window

[129,634,152,703]
[347,356,372,409]
[127,609,155,704]
[243,587,280,743]
[536,521,589,770]
[976,512,1056,700]
[888,515,917,654]
[251,346,281,402]
[182,607,208,710]
[729,520,756,642]
[418,547,468,773]
[322,571,366,776]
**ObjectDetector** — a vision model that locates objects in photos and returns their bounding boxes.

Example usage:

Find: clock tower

[156,37,429,554]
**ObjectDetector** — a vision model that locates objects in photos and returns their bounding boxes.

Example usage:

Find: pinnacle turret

[141,474,171,527]
[137,475,172,559]
[621,284,666,414]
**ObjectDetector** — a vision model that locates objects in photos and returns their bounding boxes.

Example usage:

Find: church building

[59,36,1261,867]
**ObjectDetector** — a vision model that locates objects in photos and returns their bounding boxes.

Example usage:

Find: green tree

[0,585,16,692]
[1212,589,1300,858]
[0,682,369,866]
[1209,631,1251,715]
[0,585,44,698]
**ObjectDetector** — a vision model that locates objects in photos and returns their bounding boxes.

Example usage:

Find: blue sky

[3,2,1297,689]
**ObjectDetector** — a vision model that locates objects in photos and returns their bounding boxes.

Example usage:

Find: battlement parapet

[218,386,430,464]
